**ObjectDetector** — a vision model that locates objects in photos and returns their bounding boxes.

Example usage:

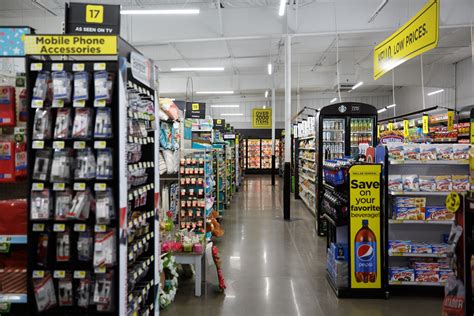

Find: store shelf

[299,157,316,162]
[0,294,27,303]
[302,167,316,174]
[300,183,316,198]
[389,252,450,258]
[299,147,316,151]
[388,219,454,225]
[390,191,455,196]
[299,136,315,140]
[351,131,372,134]
[300,194,316,215]
[323,140,344,143]
[324,130,344,132]
[389,160,469,165]
[388,281,445,287]
[300,174,316,182]
[0,235,27,244]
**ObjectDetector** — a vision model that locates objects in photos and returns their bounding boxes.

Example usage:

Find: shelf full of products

[297,136,316,215]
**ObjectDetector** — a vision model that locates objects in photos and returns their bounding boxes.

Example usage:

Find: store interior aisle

[161,175,442,316]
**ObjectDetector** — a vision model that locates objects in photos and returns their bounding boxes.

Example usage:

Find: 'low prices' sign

[252,108,272,129]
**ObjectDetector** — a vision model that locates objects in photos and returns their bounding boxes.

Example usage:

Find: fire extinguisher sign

[349,164,382,289]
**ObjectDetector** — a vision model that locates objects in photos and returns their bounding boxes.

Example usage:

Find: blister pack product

[94,71,114,105]
[52,71,72,106]
[32,71,51,105]
[402,174,419,191]
[58,275,73,306]
[436,144,453,160]
[67,189,92,220]
[96,189,115,224]
[452,175,470,192]
[54,108,72,139]
[389,240,411,253]
[32,108,52,140]
[73,71,90,103]
[55,189,73,220]
[453,144,470,160]
[419,176,436,192]
[93,273,113,306]
[435,175,452,192]
[77,229,93,261]
[36,233,49,266]
[72,108,93,139]
[75,148,96,180]
[33,149,53,181]
[94,108,113,138]
[77,275,92,308]
[388,175,403,192]
[420,144,437,161]
[33,273,57,312]
[56,228,70,262]
[93,229,116,267]
[389,267,415,282]
[51,149,73,182]
[404,144,420,160]
[96,149,113,180]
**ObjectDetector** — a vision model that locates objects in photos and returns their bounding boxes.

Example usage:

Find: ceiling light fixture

[121,9,200,15]
[278,0,286,16]
[377,108,387,113]
[268,63,272,75]
[221,113,243,116]
[210,104,240,108]
[265,90,269,98]
[170,67,224,72]
[386,103,396,109]
[427,89,444,96]
[330,97,338,103]
[196,91,234,95]
[263,105,266,109]
[351,81,364,90]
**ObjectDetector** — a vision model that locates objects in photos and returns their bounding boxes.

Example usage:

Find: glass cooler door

[350,117,374,157]
[322,118,345,160]
[247,139,261,169]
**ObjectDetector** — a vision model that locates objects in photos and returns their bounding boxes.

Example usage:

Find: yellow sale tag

[52,63,64,71]
[447,110,454,132]
[471,119,474,145]
[387,122,393,131]
[73,63,85,71]
[446,192,460,213]
[377,125,380,138]
[403,120,409,138]
[86,5,104,23]
[422,115,429,134]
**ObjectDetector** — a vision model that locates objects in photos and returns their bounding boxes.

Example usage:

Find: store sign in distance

[130,52,153,88]
[252,108,272,129]
[374,0,439,80]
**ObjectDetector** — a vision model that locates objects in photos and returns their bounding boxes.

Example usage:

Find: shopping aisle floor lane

[161,175,442,316]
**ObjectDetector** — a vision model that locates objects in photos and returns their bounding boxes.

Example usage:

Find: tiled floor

[161,175,442,316]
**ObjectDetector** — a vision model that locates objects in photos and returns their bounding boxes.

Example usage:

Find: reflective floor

[161,175,442,316]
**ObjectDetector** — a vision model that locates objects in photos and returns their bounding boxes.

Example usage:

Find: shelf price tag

[94,183,107,191]
[74,141,86,149]
[32,183,44,191]
[32,224,45,232]
[94,141,107,149]
[74,224,86,232]
[73,99,86,108]
[403,120,409,138]
[32,270,45,278]
[53,224,66,232]
[422,115,429,134]
[32,141,44,149]
[51,63,64,71]
[95,266,106,274]
[74,271,86,279]
[94,225,107,232]
[387,122,393,131]
[30,63,43,71]
[52,100,64,108]
[447,110,454,132]
[31,100,44,108]
[74,183,86,191]
[53,270,66,279]
[94,63,106,71]
[53,183,65,191]
[94,99,106,107]
[53,141,65,149]
[73,63,85,72]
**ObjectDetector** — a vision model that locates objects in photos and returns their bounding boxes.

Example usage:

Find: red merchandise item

[0,199,27,235]
[0,86,16,127]
[212,246,226,292]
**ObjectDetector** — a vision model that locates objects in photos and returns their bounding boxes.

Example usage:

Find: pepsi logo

[357,244,374,261]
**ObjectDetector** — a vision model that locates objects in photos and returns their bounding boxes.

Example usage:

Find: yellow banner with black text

[252,109,272,129]
[24,35,117,55]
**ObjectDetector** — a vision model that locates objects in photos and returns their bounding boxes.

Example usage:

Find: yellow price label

[422,115,429,134]
[470,119,474,144]
[53,183,65,191]
[403,120,409,138]
[192,103,200,111]
[447,110,454,132]
[53,270,66,279]
[86,5,104,24]
[52,63,64,71]
[73,63,85,71]
[216,119,221,124]
[74,271,86,279]
[387,122,393,131]
[377,125,380,138]
[446,192,461,213]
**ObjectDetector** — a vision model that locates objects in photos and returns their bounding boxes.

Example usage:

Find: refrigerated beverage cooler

[245,138,280,173]
[316,102,378,236]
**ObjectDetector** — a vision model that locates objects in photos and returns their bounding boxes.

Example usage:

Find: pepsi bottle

[354,219,377,283]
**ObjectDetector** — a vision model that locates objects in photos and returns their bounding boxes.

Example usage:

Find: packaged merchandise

[94,108,113,138]
[57,275,73,306]
[329,243,348,261]
[93,273,113,306]
[415,270,439,282]
[394,207,424,220]
[72,108,93,139]
[436,144,453,160]
[435,175,452,192]
[452,175,470,192]
[32,71,51,106]
[411,243,432,254]
[431,243,451,254]
[404,144,420,160]
[388,175,403,192]
[36,233,49,266]
[31,189,52,220]
[33,273,57,312]
[439,270,454,282]
[52,71,72,106]
[402,174,419,191]
[77,275,92,308]
[32,108,52,140]
[389,240,411,253]
[96,189,115,224]
[77,229,93,261]
[73,71,90,105]
[56,228,71,262]
[50,149,73,182]
[75,148,96,180]
[452,144,470,160]
[394,197,426,207]
[414,262,440,271]
[387,143,403,161]
[93,229,116,267]
[54,190,73,220]
[94,71,114,105]
[67,190,92,220]
[96,149,113,180]
[425,207,454,221]
[54,108,72,139]
[420,145,437,161]
[33,149,52,181]
[419,176,436,192]
[389,267,415,282]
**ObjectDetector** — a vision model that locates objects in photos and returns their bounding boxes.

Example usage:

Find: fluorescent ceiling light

[386,103,396,109]
[330,97,338,103]
[263,105,266,109]
[121,9,200,15]
[351,81,364,90]
[221,113,243,116]
[265,90,269,98]
[427,89,444,96]
[211,104,239,108]
[278,0,286,16]
[196,91,234,95]
[377,108,387,113]
[268,63,272,75]
[170,67,224,72]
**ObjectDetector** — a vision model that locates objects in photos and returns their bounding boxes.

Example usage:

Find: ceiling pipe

[368,0,388,23]
[31,0,57,16]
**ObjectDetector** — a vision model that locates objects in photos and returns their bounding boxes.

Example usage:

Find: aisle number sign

[252,108,272,129]
[86,5,104,23]
[373,0,439,80]
[349,164,382,289]
[24,35,117,55]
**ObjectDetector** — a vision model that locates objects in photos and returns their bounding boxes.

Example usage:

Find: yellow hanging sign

[252,108,272,129]
[24,35,117,55]
[85,5,104,23]
[403,120,409,138]
[422,115,429,134]
[373,0,439,80]
[447,110,454,132]
[377,125,380,139]
[445,192,460,213]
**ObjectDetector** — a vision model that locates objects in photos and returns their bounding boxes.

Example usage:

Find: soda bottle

[354,219,377,283]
